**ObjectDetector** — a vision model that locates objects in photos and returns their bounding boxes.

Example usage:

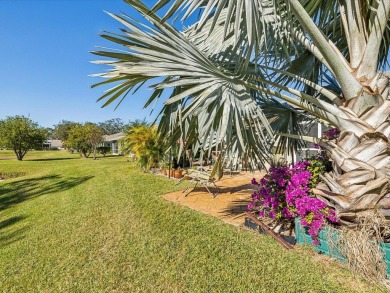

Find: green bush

[306,152,332,189]
[97,146,111,156]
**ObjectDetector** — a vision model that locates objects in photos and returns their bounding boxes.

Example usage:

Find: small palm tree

[92,0,390,226]
[121,124,163,171]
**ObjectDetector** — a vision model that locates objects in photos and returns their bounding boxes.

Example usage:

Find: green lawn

[0,150,382,292]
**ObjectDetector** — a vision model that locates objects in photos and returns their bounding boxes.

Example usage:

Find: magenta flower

[247,159,339,245]
[322,128,340,140]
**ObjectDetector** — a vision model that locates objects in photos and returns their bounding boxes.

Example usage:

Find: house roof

[103,132,125,142]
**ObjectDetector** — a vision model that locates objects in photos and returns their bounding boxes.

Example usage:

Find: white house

[43,139,63,150]
[102,132,125,155]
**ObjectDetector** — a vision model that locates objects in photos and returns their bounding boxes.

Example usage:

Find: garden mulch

[163,170,265,227]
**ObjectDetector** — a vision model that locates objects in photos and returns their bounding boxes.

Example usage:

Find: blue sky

[0,0,189,128]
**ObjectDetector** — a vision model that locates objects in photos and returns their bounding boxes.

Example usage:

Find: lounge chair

[175,160,223,198]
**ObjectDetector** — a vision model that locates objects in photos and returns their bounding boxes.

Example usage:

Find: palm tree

[92,0,390,226]
[121,124,164,171]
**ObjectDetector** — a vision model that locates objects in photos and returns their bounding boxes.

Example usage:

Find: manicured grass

[0,151,382,292]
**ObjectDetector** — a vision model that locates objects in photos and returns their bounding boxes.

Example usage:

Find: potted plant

[170,157,180,178]
[174,168,183,179]
[159,160,168,176]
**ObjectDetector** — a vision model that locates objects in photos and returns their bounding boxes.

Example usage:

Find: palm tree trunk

[313,75,390,226]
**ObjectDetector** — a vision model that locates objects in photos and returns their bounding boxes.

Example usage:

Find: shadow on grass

[0,215,29,247]
[0,215,26,229]
[0,175,94,212]
[28,155,123,162]
[26,157,79,162]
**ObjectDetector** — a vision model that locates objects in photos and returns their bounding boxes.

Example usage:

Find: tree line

[0,116,148,160]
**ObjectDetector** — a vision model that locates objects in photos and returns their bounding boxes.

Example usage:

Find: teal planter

[379,242,390,276]
[295,218,390,276]
[294,218,346,262]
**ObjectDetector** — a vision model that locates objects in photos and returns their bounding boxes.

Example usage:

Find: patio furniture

[176,157,223,198]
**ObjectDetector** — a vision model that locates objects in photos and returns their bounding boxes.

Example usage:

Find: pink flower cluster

[322,128,340,140]
[250,165,290,221]
[248,161,339,245]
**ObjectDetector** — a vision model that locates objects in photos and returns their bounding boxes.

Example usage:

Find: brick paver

[163,170,265,226]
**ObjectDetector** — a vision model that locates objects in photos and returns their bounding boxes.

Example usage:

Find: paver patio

[163,170,265,226]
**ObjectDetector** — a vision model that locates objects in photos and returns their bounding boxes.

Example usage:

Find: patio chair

[176,159,223,198]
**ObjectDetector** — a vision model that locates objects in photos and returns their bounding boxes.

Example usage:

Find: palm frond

[153,0,293,72]
[92,2,275,167]
[259,98,314,159]
[153,0,390,78]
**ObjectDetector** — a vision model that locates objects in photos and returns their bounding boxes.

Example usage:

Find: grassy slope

[0,151,383,292]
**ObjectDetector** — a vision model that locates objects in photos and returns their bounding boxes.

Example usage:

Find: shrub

[49,147,61,151]
[120,125,164,171]
[249,158,339,245]
[97,146,111,156]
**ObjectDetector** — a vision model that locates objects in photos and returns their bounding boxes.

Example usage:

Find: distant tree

[65,124,87,157]
[66,123,104,159]
[53,120,79,141]
[126,118,149,129]
[43,127,55,140]
[85,123,105,159]
[98,118,125,135]
[0,116,47,160]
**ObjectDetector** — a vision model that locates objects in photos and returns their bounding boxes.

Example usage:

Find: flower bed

[248,156,338,245]
[295,218,346,261]
[295,218,390,276]
[247,128,390,282]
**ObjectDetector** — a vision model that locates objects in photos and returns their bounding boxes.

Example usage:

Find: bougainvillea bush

[248,153,339,245]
